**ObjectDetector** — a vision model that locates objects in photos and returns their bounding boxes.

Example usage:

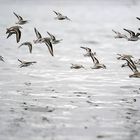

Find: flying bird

[112,29,127,39]
[47,31,62,44]
[13,12,28,25]
[123,28,140,41]
[18,59,36,68]
[53,11,71,21]
[6,26,21,43]
[33,28,54,56]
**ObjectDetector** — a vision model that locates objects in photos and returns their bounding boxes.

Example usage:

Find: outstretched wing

[14,28,21,43]
[47,32,55,40]
[34,28,42,39]
[53,11,62,16]
[13,12,23,20]
[123,28,135,37]
[44,39,54,56]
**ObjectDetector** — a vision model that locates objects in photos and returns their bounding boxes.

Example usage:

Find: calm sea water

[0,0,140,140]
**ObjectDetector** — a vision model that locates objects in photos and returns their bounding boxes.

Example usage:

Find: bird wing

[19,42,32,53]
[14,28,21,43]
[27,42,32,53]
[112,29,118,34]
[13,12,23,20]
[44,39,54,56]
[123,28,135,37]
[53,11,62,16]
[47,32,55,40]
[34,28,42,39]
[18,59,24,63]
[136,17,140,20]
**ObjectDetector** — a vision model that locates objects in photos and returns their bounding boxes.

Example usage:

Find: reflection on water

[0,0,140,140]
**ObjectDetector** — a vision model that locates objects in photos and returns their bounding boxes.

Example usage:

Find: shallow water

[0,0,140,140]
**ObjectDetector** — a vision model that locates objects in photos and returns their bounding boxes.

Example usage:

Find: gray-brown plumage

[53,11,71,21]
[81,46,106,69]
[6,26,21,43]
[70,64,85,69]
[33,28,54,56]
[123,28,140,41]
[112,29,127,38]
[47,31,62,44]
[117,54,140,78]
[19,42,32,53]
[13,12,28,25]
[18,59,36,68]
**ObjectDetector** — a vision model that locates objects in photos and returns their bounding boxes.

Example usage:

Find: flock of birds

[0,11,140,78]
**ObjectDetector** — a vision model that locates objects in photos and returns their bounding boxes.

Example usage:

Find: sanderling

[18,59,36,68]
[123,28,140,41]
[6,26,21,43]
[90,54,106,69]
[112,29,127,38]
[33,28,54,56]
[33,28,43,44]
[19,42,32,53]
[70,64,85,69]
[53,11,71,21]
[13,12,28,25]
[47,31,62,44]
[81,46,106,69]
[118,55,140,78]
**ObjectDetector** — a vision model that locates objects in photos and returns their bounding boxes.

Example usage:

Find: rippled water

[0,0,140,140]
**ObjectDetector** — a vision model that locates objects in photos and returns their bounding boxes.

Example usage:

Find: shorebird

[6,26,22,43]
[118,55,140,78]
[33,28,43,44]
[112,29,127,38]
[0,56,4,62]
[70,64,85,69]
[123,28,140,41]
[117,54,136,68]
[19,42,32,53]
[80,46,96,57]
[90,54,106,69]
[80,47,106,69]
[47,32,62,44]
[18,59,36,68]
[33,28,54,56]
[13,12,28,25]
[53,11,71,21]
